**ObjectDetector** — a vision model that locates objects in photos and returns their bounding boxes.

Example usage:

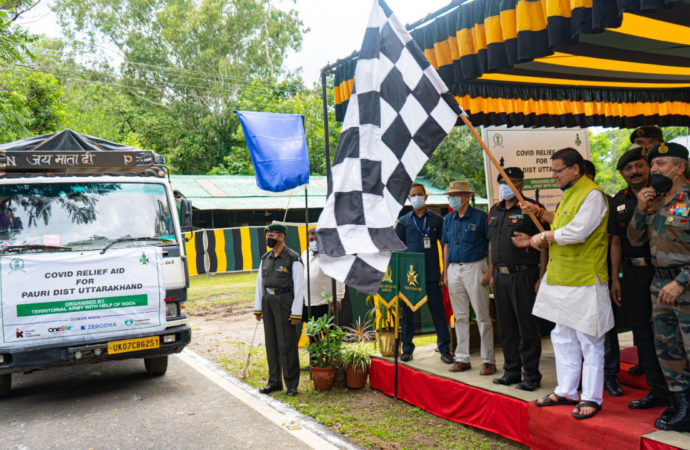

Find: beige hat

[444,180,474,195]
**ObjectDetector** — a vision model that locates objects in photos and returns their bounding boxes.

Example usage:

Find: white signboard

[0,247,165,349]
[482,126,590,211]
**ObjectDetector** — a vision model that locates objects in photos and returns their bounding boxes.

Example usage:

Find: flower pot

[377,330,401,357]
[333,366,346,388]
[345,364,368,389]
[310,365,336,391]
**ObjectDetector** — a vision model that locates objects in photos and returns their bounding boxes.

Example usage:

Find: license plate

[107,336,160,355]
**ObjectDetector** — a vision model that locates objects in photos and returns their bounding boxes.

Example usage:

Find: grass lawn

[188,272,522,449]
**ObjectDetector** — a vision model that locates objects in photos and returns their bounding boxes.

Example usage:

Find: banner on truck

[482,126,590,211]
[0,247,165,349]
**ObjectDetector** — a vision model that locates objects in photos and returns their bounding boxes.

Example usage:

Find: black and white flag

[316,0,463,294]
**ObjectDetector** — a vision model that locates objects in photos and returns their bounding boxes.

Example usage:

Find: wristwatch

[540,232,547,242]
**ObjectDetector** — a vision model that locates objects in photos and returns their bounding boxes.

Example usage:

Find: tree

[51,0,306,173]
[420,126,487,197]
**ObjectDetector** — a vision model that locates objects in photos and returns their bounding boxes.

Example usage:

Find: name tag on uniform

[468,224,477,231]
[423,235,431,249]
[617,204,626,212]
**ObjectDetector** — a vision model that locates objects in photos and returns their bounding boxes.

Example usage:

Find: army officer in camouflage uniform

[628,142,690,431]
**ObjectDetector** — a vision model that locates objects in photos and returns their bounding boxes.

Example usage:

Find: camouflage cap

[646,142,689,163]
[497,167,524,183]
[630,126,663,144]
[616,146,646,170]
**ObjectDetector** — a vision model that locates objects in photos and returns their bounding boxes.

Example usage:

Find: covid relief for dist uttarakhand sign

[0,247,166,349]
[482,126,590,211]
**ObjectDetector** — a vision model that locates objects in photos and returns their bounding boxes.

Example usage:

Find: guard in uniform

[628,142,690,431]
[253,223,304,396]
[609,147,669,410]
[488,167,547,391]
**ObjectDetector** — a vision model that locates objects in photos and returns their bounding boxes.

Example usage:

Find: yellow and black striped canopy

[333,0,690,128]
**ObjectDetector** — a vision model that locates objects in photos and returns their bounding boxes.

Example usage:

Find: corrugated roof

[170,175,487,211]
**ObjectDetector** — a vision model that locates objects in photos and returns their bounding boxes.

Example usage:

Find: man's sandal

[533,392,578,407]
[572,401,602,419]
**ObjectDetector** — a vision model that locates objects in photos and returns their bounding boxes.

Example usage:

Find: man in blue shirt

[395,183,453,364]
[442,180,495,375]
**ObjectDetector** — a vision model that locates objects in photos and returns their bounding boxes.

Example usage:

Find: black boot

[656,392,679,429]
[656,391,690,432]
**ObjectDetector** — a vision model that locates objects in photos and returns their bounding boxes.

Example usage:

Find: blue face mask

[448,196,462,211]
[410,195,425,209]
[498,183,516,200]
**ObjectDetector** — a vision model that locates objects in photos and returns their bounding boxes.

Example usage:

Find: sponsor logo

[80,325,86,330]
[16,328,23,338]
[139,252,150,265]
[87,322,117,330]
[48,325,72,334]
[124,318,134,327]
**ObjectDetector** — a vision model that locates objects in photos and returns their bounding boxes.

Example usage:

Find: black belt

[655,266,683,279]
[265,287,293,295]
[626,257,652,268]
[495,264,538,274]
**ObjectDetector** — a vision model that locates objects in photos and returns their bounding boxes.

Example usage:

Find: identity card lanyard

[413,214,431,249]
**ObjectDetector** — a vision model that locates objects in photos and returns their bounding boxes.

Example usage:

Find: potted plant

[342,317,376,343]
[340,342,371,389]
[304,314,344,391]
[366,295,400,357]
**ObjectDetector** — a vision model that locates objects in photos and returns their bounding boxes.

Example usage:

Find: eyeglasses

[550,165,572,175]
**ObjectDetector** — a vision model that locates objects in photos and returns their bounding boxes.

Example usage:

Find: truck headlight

[166,303,177,318]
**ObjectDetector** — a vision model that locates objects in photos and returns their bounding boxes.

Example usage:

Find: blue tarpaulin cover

[235,111,309,192]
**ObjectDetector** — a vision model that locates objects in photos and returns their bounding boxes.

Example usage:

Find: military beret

[646,142,689,163]
[630,126,663,144]
[265,223,287,234]
[616,147,645,170]
[497,167,524,183]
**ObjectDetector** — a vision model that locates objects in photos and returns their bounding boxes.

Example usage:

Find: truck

[0,130,192,396]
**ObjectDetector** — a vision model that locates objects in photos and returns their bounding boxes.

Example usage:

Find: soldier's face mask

[650,163,682,194]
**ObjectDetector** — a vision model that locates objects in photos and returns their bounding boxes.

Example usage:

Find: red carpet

[528,386,662,450]
[369,355,678,449]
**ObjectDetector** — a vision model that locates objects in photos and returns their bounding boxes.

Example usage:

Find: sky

[16,0,453,86]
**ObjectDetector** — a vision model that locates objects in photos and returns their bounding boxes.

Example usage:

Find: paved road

[0,355,313,449]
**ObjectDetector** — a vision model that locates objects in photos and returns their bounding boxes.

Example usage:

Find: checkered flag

[316,0,462,294]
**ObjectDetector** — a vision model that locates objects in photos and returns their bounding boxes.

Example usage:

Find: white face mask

[308,240,318,252]
[498,183,516,200]
[409,195,425,209]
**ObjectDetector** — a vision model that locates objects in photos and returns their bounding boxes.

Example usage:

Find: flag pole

[320,67,339,323]
[305,187,311,321]
[393,253,400,400]
[458,114,545,232]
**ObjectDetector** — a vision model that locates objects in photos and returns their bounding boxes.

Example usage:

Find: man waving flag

[316,0,462,294]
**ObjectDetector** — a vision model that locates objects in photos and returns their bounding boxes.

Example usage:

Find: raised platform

[370,334,690,449]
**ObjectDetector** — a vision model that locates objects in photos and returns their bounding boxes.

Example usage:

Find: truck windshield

[0,182,176,252]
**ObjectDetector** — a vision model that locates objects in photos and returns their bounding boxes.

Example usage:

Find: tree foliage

[51,0,306,173]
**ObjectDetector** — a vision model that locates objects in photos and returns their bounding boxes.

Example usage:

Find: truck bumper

[0,325,191,375]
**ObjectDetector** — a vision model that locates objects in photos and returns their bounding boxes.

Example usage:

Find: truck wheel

[144,356,168,376]
[0,374,10,397]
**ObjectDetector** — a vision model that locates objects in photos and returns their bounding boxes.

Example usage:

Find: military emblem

[382,265,393,283]
[659,143,669,154]
[139,252,149,265]
[575,134,582,146]
[641,147,647,156]
[406,265,418,287]
[493,133,503,148]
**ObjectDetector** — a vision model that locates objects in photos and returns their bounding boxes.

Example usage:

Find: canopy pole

[459,114,545,232]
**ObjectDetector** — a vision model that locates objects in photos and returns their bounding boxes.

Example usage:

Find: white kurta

[532,190,615,339]
[301,249,345,306]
